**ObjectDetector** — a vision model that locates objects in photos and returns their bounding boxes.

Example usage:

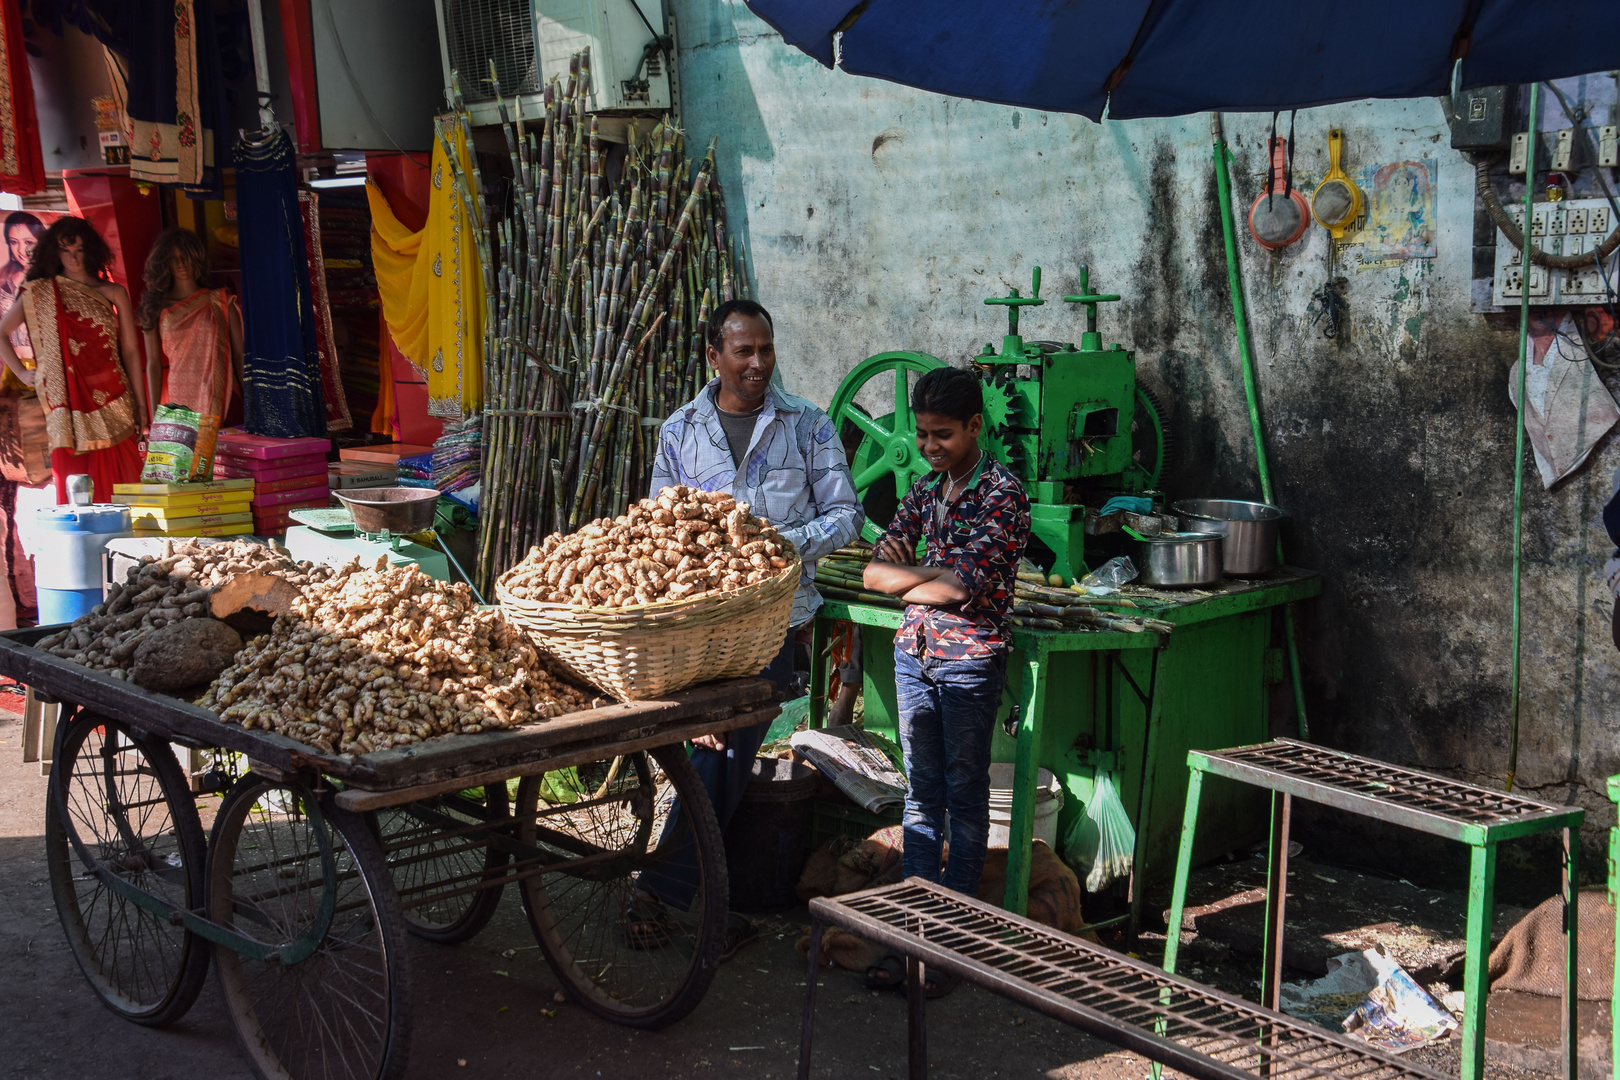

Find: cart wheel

[369,784,510,944]
[208,774,412,1080]
[45,711,209,1026]
[513,746,727,1028]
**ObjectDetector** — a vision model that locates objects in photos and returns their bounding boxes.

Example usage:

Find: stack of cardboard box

[215,431,332,535]
[112,478,255,537]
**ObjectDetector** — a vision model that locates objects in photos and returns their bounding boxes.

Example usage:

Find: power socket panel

[1492,195,1619,306]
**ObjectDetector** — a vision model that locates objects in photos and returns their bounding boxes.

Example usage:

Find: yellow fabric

[367,118,483,419]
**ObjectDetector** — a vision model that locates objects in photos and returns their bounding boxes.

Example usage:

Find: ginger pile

[202,560,595,755]
[35,539,331,679]
[498,485,796,608]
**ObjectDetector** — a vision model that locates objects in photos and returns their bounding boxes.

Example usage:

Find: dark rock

[132,618,244,693]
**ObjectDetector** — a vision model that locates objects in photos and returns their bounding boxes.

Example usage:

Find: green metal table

[808,568,1321,924]
[1165,740,1582,1080]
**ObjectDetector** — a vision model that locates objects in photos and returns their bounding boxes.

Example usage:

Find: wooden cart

[1,625,776,1080]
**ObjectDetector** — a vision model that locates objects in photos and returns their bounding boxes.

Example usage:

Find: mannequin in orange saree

[139,228,243,427]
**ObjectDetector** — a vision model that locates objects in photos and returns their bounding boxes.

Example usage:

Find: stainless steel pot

[1170,498,1286,576]
[1132,531,1224,588]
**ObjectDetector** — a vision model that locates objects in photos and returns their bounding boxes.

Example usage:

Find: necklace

[934,449,982,529]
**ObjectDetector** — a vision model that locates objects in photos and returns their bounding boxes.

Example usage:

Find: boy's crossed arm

[864,534,971,605]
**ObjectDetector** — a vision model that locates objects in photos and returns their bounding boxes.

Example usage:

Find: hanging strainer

[1311,128,1363,239]
[1248,119,1309,251]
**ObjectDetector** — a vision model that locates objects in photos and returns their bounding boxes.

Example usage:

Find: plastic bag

[141,403,219,483]
[1081,771,1136,892]
[1079,556,1137,595]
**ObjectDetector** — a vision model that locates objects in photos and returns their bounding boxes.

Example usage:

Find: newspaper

[790,725,908,813]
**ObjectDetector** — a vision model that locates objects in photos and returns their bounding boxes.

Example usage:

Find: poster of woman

[0,210,55,365]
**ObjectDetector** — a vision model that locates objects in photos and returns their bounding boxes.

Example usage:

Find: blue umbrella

[743,0,1620,120]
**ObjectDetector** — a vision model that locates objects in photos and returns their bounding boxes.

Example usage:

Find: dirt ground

[0,704,1578,1080]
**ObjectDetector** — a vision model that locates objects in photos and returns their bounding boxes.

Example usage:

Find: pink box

[250,484,330,510]
[215,429,332,461]
[215,454,328,481]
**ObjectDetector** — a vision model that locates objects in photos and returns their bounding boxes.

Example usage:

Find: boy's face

[914,411,983,474]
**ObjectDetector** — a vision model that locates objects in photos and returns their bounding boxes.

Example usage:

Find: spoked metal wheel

[45,710,209,1025]
[827,350,947,543]
[207,774,412,1080]
[513,745,726,1028]
[370,785,510,944]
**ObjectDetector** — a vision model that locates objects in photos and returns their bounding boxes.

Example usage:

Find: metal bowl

[333,487,440,535]
[1132,531,1224,588]
[1170,498,1286,577]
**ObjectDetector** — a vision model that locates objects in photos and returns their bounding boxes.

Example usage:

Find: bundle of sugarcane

[449,50,750,593]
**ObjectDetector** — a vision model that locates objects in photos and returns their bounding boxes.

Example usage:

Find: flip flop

[718,913,759,962]
[864,953,905,991]
[624,893,676,951]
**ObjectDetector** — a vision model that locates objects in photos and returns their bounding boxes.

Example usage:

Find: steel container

[1132,531,1224,588]
[1170,498,1286,576]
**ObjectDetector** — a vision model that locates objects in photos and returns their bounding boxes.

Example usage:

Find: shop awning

[742,0,1620,120]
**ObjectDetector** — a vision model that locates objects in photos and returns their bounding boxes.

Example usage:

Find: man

[640,297,862,954]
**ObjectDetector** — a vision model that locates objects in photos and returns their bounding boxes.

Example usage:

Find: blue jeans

[895,646,1009,895]
[637,624,800,910]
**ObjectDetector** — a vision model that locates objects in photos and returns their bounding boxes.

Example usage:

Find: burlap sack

[1488,889,1613,1000]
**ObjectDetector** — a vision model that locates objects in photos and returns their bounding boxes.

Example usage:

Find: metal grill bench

[797,879,1450,1080]
[1166,740,1583,1080]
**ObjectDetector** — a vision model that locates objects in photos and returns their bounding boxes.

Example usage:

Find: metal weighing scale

[281,487,451,581]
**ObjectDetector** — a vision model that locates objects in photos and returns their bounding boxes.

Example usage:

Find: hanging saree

[235,130,326,438]
[22,277,141,502]
[298,191,352,432]
[111,0,226,194]
[367,117,484,420]
[0,0,44,195]
[157,287,236,420]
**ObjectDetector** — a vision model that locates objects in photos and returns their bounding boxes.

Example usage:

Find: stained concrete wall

[673,1,1620,874]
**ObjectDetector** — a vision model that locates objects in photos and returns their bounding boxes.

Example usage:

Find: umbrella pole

[1506,82,1539,793]
[1210,113,1310,740]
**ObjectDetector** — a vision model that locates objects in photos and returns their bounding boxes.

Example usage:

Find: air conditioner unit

[433,0,672,132]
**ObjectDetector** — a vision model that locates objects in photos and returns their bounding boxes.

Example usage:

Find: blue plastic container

[22,503,130,626]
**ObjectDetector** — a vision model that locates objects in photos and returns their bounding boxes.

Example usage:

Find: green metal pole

[1160,764,1205,977]
[1460,842,1497,1080]
[1506,82,1539,794]
[1210,113,1310,740]
[1004,645,1047,916]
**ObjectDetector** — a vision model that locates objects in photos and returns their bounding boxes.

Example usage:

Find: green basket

[810,798,902,848]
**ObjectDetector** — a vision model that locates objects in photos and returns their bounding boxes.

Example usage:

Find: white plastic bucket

[987,762,1063,849]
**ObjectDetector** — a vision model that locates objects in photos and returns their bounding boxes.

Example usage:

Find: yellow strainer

[1311,129,1363,239]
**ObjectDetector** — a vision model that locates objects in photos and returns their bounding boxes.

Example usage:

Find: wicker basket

[495,555,801,700]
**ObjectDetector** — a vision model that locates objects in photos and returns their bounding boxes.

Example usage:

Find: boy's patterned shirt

[877,455,1031,659]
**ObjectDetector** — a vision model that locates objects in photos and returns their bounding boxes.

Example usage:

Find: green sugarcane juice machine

[816,268,1314,914]
[828,265,1166,582]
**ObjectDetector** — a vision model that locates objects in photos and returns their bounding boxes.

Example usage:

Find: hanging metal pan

[1311,128,1363,239]
[1248,137,1310,251]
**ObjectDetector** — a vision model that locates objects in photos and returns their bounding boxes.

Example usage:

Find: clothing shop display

[234,129,327,438]
[157,287,237,421]
[298,191,352,432]
[112,0,227,193]
[367,117,484,420]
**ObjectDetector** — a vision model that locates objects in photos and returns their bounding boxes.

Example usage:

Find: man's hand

[693,732,727,752]
[874,535,915,566]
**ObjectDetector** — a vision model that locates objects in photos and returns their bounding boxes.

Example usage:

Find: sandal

[717,913,759,962]
[624,893,677,951]
[863,953,959,998]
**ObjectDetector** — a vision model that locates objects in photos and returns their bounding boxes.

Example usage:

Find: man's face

[915,410,983,475]
[7,225,36,268]
[707,313,775,412]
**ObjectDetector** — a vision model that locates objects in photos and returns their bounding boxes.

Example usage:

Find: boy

[864,366,1030,902]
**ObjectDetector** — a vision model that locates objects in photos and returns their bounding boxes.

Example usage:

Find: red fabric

[51,441,141,504]
[277,0,322,153]
[0,0,44,195]
[297,191,352,431]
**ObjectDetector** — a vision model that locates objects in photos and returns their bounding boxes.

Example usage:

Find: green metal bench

[798,878,1450,1080]
[1166,740,1583,1080]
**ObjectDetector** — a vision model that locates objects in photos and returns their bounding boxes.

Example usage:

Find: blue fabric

[234,131,327,438]
[1099,495,1153,517]
[894,646,1008,895]
[744,0,1620,120]
[636,625,800,910]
